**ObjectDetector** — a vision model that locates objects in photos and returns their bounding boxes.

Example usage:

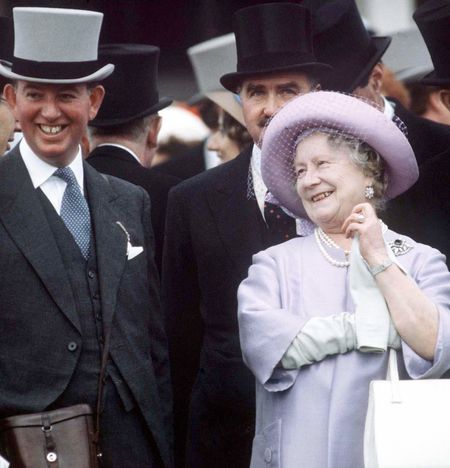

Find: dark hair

[221,112,252,151]
[196,98,219,131]
[407,83,439,116]
[89,114,157,140]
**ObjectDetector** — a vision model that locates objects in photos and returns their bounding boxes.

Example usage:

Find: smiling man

[0,8,172,468]
[162,3,330,467]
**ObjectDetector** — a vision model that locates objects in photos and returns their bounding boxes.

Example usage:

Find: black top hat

[90,44,172,127]
[0,16,14,89]
[304,0,391,92]
[0,16,13,64]
[414,0,450,86]
[220,2,331,92]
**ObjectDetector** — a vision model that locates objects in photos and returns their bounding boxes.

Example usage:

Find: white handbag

[364,349,450,468]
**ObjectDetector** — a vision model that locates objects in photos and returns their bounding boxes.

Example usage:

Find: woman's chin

[309,214,343,233]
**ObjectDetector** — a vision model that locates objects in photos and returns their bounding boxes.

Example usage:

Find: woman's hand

[341,203,389,267]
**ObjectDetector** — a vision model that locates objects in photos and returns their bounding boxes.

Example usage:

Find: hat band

[237,52,319,73]
[12,57,100,80]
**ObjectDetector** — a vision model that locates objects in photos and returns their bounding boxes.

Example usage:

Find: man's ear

[88,85,105,121]
[146,115,162,148]
[4,83,17,112]
[439,88,450,112]
[369,63,384,94]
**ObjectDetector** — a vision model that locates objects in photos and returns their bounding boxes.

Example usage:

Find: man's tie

[53,167,91,259]
[263,200,297,245]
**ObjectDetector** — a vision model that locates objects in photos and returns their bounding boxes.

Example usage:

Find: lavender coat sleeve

[238,244,308,392]
[401,246,450,379]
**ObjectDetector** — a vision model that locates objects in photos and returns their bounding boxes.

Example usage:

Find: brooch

[388,238,413,256]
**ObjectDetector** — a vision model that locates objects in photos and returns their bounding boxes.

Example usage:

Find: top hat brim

[220,62,332,93]
[205,91,244,126]
[396,64,434,83]
[186,91,245,126]
[419,70,450,87]
[89,96,172,127]
[0,62,114,84]
[324,36,391,92]
[351,36,392,91]
[187,91,205,106]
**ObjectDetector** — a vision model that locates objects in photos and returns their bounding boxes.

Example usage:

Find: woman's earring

[365,185,374,200]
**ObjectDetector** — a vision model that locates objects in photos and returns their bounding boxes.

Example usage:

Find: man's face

[0,101,16,155]
[239,72,318,146]
[5,81,104,166]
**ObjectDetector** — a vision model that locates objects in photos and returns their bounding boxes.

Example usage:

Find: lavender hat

[261,91,418,219]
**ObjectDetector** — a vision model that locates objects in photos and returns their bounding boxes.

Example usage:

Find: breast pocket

[250,419,282,468]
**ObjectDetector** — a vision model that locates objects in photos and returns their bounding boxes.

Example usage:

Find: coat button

[88,269,95,279]
[67,342,78,352]
[46,452,57,462]
[264,448,272,463]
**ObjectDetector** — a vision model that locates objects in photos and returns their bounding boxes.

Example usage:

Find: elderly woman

[237,91,450,468]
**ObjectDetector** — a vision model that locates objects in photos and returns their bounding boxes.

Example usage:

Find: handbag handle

[386,348,403,403]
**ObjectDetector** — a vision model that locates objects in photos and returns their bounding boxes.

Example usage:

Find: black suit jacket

[0,149,173,467]
[151,142,206,180]
[87,145,180,272]
[384,99,450,265]
[390,98,450,166]
[162,146,269,467]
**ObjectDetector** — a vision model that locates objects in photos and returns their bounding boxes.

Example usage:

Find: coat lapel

[0,151,81,332]
[84,163,128,329]
[206,147,266,275]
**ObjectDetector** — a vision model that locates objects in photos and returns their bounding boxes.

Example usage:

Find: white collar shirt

[20,138,85,215]
[96,142,141,164]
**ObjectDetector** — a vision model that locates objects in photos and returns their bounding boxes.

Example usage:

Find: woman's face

[294,132,372,232]
[207,111,241,163]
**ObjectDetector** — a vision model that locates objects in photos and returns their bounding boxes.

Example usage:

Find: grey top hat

[0,7,114,84]
[382,28,433,83]
[187,33,244,126]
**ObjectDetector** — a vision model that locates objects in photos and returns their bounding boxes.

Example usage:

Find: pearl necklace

[316,227,351,255]
[314,228,350,267]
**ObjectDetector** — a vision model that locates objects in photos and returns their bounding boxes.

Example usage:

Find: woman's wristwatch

[369,258,394,276]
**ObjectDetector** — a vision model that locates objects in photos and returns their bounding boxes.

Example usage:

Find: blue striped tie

[53,167,91,259]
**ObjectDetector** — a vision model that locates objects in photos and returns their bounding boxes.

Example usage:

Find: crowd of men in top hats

[0,1,448,467]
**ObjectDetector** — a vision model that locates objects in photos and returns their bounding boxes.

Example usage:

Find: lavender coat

[238,230,450,468]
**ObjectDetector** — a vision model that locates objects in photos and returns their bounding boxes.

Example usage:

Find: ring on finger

[356,213,365,223]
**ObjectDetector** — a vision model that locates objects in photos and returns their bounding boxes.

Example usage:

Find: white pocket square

[0,454,9,468]
[127,243,143,260]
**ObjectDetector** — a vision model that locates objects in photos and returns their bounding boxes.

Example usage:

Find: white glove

[350,236,402,353]
[281,310,401,370]
[281,312,357,369]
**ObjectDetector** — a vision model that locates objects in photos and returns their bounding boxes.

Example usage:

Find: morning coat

[0,148,173,467]
[162,146,268,467]
[87,144,180,273]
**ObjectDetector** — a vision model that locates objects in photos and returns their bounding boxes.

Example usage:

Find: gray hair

[324,132,388,210]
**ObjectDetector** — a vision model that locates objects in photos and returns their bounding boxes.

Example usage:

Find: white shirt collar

[20,138,85,194]
[203,139,221,170]
[250,144,267,214]
[96,142,141,164]
[382,96,395,121]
